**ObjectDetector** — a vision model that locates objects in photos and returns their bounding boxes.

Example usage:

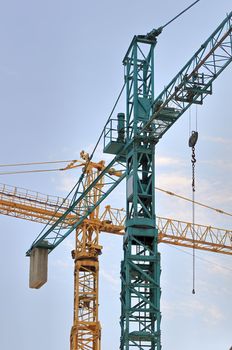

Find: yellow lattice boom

[0,183,231,255]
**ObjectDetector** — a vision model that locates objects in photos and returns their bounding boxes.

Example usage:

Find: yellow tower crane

[0,153,231,350]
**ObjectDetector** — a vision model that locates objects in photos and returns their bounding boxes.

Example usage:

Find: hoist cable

[192,106,198,294]
[195,104,198,131]
[189,107,192,136]
[191,145,197,294]
[188,130,198,294]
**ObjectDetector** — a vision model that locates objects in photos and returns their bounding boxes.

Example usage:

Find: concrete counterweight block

[29,247,48,289]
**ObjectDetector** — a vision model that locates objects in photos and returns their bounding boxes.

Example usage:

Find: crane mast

[120,33,160,350]
[103,11,232,350]
[70,159,104,350]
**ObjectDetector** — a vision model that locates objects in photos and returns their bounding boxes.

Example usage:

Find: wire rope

[164,243,232,273]
[155,187,232,217]
[161,0,200,30]
[0,160,77,167]
[0,168,61,175]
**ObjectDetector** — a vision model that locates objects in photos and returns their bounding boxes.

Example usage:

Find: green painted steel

[142,11,232,140]
[120,34,161,350]
[105,12,232,350]
[26,13,232,349]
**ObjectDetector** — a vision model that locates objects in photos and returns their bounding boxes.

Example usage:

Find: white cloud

[156,155,183,167]
[205,259,232,278]
[203,135,232,145]
[201,159,232,171]
[203,305,225,325]
[161,298,225,326]
[165,299,203,319]
[156,174,190,192]
[155,169,231,226]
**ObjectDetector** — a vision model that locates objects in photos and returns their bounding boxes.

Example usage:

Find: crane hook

[188,130,198,148]
[188,130,198,295]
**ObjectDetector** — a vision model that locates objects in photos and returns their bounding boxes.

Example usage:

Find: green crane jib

[27,11,232,350]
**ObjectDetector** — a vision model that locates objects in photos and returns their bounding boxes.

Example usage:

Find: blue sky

[0,1,231,349]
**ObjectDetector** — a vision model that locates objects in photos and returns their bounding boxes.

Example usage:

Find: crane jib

[141,12,232,140]
[27,12,232,257]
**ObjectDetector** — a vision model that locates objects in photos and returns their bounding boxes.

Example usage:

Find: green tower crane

[26,10,232,350]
